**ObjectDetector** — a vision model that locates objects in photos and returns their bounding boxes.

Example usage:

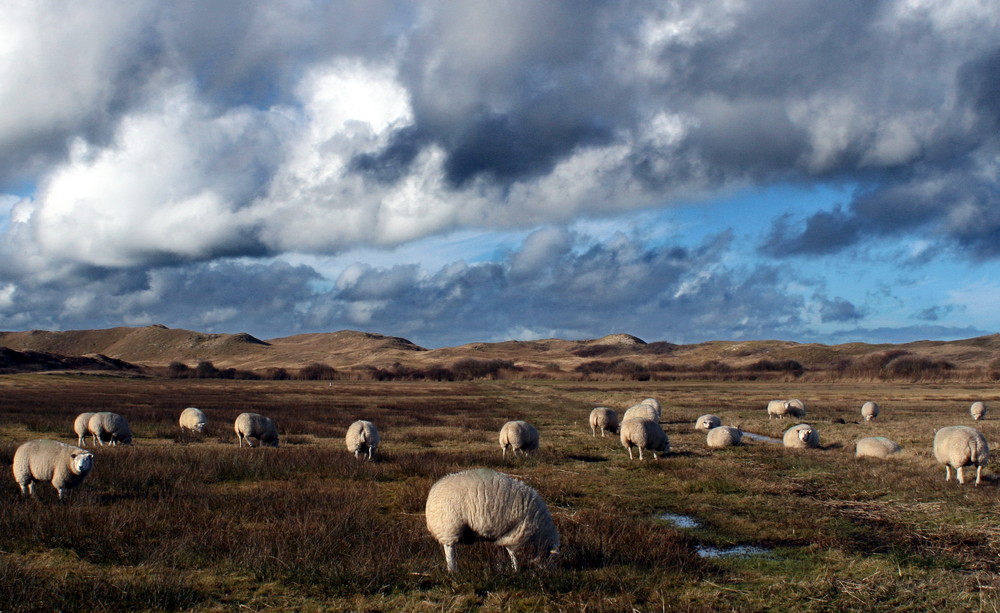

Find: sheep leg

[591,426,596,437]
[502,446,507,459]
[627,446,634,460]
[945,465,951,481]
[506,547,519,571]
[638,448,644,461]
[443,544,457,573]
[957,466,965,484]
[976,465,983,486]
[57,488,67,501]
[367,447,373,460]
[27,481,36,497]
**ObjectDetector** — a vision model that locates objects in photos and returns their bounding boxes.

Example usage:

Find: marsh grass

[2,376,1000,610]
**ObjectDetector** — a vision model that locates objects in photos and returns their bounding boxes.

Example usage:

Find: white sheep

[346,420,380,460]
[861,401,880,421]
[855,437,901,459]
[179,407,208,433]
[971,401,987,421]
[234,412,279,448]
[589,407,619,437]
[13,439,94,500]
[782,424,820,449]
[639,398,662,417]
[706,426,742,448]
[695,414,722,432]
[766,399,790,420]
[623,404,658,423]
[787,399,807,418]
[499,420,540,458]
[73,412,96,447]
[87,412,133,446]
[933,425,990,486]
[425,468,560,572]
[619,417,670,460]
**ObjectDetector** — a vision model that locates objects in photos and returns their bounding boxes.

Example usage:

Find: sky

[1,0,999,348]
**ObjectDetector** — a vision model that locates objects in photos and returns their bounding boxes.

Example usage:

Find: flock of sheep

[8,395,995,573]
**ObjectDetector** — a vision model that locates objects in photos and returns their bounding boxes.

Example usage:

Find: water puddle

[741,432,782,445]
[658,513,700,529]
[696,545,772,558]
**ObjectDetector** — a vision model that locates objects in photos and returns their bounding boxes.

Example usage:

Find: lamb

[73,412,96,447]
[619,417,670,460]
[179,407,208,433]
[623,404,658,423]
[499,420,540,458]
[782,424,820,449]
[706,426,742,448]
[861,401,880,421]
[87,412,133,446]
[425,468,560,572]
[589,407,619,437]
[971,401,987,421]
[695,414,722,432]
[933,425,989,486]
[234,412,279,448]
[855,437,901,459]
[346,420,380,460]
[13,439,94,500]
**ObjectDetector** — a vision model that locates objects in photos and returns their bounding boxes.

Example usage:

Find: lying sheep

[425,468,560,572]
[619,417,669,460]
[695,414,722,432]
[73,412,96,447]
[933,425,989,486]
[855,436,901,459]
[706,426,742,448]
[971,401,987,421]
[499,420,540,458]
[623,404,658,423]
[179,407,208,433]
[234,412,279,448]
[861,401,880,421]
[782,424,820,449]
[88,412,133,446]
[346,420,380,460]
[13,439,94,500]
[589,407,619,437]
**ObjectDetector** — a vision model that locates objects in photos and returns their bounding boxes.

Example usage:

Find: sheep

[706,426,742,448]
[695,414,722,432]
[87,412,133,446]
[589,407,619,437]
[782,424,820,449]
[73,412,96,447]
[767,399,790,420]
[639,398,662,417]
[860,401,879,421]
[234,412,279,448]
[13,439,94,500]
[179,407,208,433]
[346,420,380,460]
[971,401,987,421]
[787,399,807,418]
[425,468,560,572]
[933,425,990,486]
[619,417,669,460]
[855,437,901,459]
[499,420,539,458]
[623,404,658,423]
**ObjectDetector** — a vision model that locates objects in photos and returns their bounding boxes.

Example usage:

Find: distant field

[1,375,999,612]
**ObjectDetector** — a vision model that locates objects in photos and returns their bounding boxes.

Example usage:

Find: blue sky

[0,1,998,348]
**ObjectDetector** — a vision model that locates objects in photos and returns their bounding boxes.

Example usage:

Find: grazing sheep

[766,399,790,420]
[179,407,208,433]
[346,420,380,460]
[623,404,658,423]
[782,424,820,449]
[619,417,670,460]
[933,425,989,486]
[860,401,880,421]
[87,412,133,446]
[706,426,742,448]
[855,437,901,459]
[787,399,807,418]
[695,414,722,432]
[73,412,96,447]
[639,398,662,417]
[971,401,987,421]
[13,439,94,500]
[234,412,279,448]
[589,407,619,437]
[425,468,560,572]
[499,420,540,458]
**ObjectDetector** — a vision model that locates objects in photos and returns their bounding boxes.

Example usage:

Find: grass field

[1,374,999,612]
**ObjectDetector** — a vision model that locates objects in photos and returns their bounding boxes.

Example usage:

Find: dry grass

[1,376,1000,611]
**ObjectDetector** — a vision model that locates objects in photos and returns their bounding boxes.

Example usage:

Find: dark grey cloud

[816,296,865,323]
